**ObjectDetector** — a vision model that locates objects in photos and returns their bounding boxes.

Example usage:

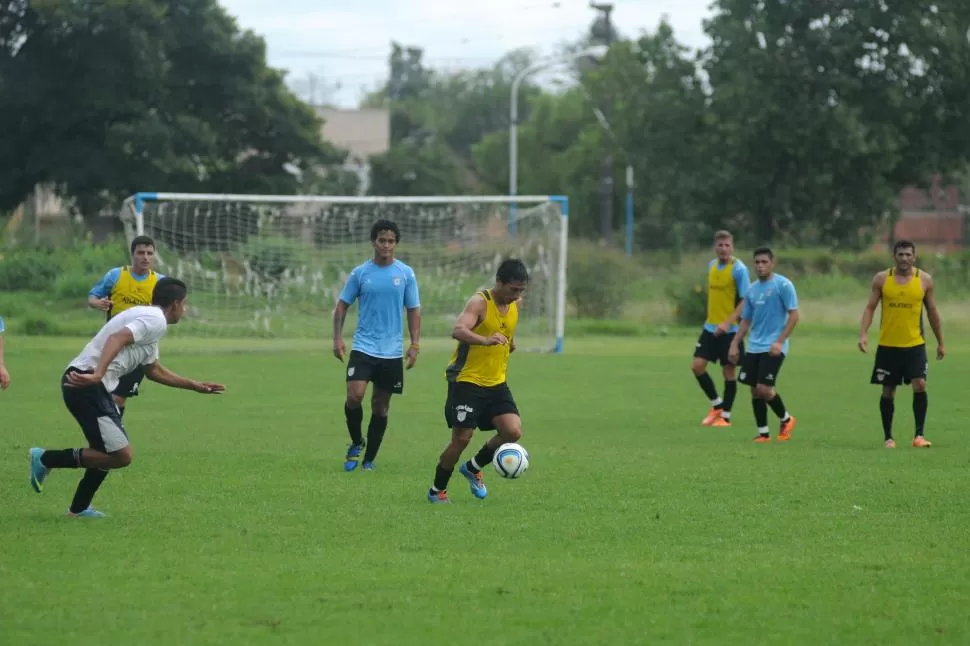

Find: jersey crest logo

[393,278,402,286]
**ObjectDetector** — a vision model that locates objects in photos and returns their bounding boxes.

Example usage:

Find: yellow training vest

[879,268,925,348]
[706,259,740,326]
[446,289,518,387]
[110,267,159,319]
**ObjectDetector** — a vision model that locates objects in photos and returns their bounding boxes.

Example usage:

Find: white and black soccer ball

[492,442,529,479]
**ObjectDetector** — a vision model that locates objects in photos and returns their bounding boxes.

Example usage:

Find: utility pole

[589,1,615,245]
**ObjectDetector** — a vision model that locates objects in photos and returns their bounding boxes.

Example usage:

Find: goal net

[119,193,569,352]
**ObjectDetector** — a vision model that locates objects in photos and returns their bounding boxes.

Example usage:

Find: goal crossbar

[120,193,569,353]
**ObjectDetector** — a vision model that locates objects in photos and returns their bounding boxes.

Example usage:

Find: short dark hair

[152,277,187,307]
[496,258,529,284]
[130,235,155,254]
[753,246,774,260]
[893,239,916,254]
[714,230,733,242]
[370,220,400,243]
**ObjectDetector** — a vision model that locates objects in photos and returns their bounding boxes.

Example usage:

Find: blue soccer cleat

[459,462,487,499]
[344,442,364,472]
[67,507,106,518]
[427,489,450,504]
[361,461,376,471]
[28,448,50,493]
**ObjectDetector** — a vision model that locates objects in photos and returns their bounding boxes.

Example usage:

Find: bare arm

[144,361,224,393]
[332,300,350,341]
[776,310,800,344]
[923,273,945,357]
[858,272,885,352]
[94,328,135,378]
[452,295,502,346]
[406,307,421,348]
[732,318,751,345]
[859,273,884,336]
[719,299,745,329]
[0,333,8,389]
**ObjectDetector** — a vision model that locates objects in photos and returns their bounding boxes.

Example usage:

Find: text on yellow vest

[110,267,159,318]
[879,267,924,348]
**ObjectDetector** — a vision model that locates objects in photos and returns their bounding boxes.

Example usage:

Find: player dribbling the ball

[428,259,529,503]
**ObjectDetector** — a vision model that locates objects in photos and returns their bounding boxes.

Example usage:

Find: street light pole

[508,46,608,234]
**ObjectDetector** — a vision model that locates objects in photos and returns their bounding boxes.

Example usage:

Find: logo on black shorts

[456,404,473,422]
[348,367,355,377]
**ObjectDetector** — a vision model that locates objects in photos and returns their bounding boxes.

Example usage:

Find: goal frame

[122,192,570,353]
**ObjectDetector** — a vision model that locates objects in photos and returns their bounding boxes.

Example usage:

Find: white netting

[119,195,566,351]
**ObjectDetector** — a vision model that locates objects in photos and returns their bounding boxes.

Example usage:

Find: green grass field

[2,332,970,645]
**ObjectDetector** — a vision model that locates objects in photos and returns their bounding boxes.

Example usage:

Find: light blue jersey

[742,273,798,355]
[0,315,5,333]
[339,259,420,359]
[703,258,751,334]
[89,267,165,298]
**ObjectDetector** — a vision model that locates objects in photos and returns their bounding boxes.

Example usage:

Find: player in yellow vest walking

[859,240,944,448]
[428,259,529,503]
[87,235,164,416]
[692,230,750,427]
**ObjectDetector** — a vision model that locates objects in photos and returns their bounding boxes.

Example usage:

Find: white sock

[780,412,791,422]
[470,457,482,471]
[758,426,770,436]
[721,411,731,420]
[711,397,723,407]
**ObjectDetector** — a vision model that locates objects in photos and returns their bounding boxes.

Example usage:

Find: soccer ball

[492,442,529,479]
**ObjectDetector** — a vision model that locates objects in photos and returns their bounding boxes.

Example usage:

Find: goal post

[119,193,569,352]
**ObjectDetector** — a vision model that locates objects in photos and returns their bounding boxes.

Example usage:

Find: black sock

[695,373,720,402]
[880,396,895,440]
[432,465,453,491]
[466,443,498,474]
[723,380,738,413]
[767,393,788,420]
[344,404,364,445]
[752,398,769,430]
[363,415,388,463]
[69,469,108,514]
[40,448,83,469]
[913,391,928,437]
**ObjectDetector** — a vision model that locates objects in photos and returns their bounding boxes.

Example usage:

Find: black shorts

[871,344,928,387]
[444,381,519,431]
[113,364,146,398]
[62,368,129,453]
[346,350,404,394]
[694,329,743,365]
[738,352,785,387]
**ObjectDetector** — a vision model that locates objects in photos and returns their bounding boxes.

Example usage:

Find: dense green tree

[0,0,345,219]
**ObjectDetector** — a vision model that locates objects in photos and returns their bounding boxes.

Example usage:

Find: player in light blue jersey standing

[332,220,421,471]
[729,247,799,443]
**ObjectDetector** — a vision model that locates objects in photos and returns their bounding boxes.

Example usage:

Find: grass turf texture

[2,333,969,645]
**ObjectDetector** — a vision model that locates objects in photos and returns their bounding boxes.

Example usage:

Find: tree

[0,0,345,220]
[701,0,970,247]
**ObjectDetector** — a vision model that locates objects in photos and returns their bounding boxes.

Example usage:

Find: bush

[665,280,708,326]
[567,242,643,318]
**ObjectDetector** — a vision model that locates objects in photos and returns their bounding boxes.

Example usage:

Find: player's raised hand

[193,381,225,394]
[0,365,9,390]
[858,334,868,353]
[405,345,418,370]
[333,338,346,362]
[937,344,945,360]
[486,332,509,346]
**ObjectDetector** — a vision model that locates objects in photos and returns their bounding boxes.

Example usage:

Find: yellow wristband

[409,343,420,351]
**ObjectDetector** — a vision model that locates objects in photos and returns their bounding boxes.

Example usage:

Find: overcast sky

[217,0,715,107]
